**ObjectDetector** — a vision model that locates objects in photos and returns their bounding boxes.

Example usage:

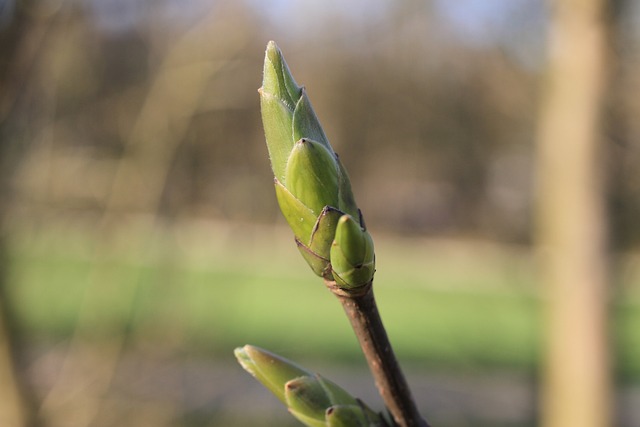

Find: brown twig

[325,280,430,427]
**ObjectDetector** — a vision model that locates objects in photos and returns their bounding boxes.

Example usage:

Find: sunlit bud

[285,374,374,427]
[261,41,331,183]
[236,344,388,427]
[260,42,301,182]
[286,376,333,426]
[260,41,375,286]
[335,155,359,219]
[296,206,343,278]
[292,88,331,149]
[285,138,340,216]
[234,345,310,405]
[274,178,317,244]
[325,405,372,427]
[330,214,375,288]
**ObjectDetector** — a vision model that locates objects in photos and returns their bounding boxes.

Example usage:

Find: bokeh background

[1,0,639,426]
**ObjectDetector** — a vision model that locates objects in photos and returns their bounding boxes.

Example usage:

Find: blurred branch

[0,298,33,427]
[38,5,249,427]
[0,2,58,125]
[0,2,62,427]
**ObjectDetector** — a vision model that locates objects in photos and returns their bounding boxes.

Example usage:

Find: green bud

[315,373,360,407]
[330,215,375,289]
[276,183,345,279]
[263,41,301,109]
[261,41,331,184]
[325,405,370,427]
[292,89,332,150]
[260,92,295,182]
[236,345,388,427]
[296,206,343,279]
[260,42,301,182]
[335,154,359,219]
[274,178,317,244]
[289,409,327,427]
[285,374,371,427]
[260,41,375,285]
[285,138,339,216]
[286,376,332,425]
[234,345,310,404]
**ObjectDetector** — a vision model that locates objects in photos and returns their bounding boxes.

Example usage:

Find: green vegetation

[5,224,640,380]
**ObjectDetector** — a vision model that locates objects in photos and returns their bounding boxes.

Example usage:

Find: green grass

[5,222,640,379]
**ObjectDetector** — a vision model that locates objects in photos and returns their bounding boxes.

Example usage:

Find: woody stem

[325,280,430,427]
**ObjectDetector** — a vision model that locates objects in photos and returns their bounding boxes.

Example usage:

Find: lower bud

[326,405,372,427]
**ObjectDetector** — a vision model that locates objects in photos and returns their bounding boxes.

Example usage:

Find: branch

[326,280,430,427]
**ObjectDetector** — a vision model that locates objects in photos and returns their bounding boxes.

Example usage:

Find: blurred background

[0,0,639,426]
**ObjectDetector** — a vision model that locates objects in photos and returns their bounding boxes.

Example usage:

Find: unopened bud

[235,344,386,427]
[285,138,340,216]
[260,41,375,288]
[330,215,375,288]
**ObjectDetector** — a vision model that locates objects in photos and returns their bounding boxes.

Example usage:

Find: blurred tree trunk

[536,1,613,427]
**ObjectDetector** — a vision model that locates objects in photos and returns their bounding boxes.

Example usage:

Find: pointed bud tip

[338,215,351,226]
[262,40,301,105]
[265,40,281,65]
[235,344,253,355]
[234,346,256,373]
[234,345,247,358]
[236,344,270,363]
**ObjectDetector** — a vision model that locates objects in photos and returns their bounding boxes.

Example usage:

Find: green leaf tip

[259,41,375,289]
